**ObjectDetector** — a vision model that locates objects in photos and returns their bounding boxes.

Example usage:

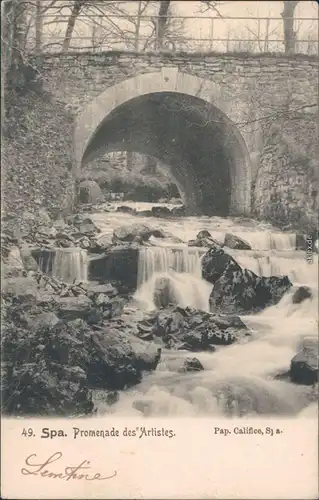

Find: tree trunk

[156,0,171,50]
[134,0,143,51]
[62,0,84,52]
[3,0,28,89]
[281,0,299,55]
[35,0,43,55]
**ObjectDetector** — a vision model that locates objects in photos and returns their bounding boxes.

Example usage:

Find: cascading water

[230,231,297,251]
[134,246,211,311]
[137,246,202,286]
[233,251,318,285]
[51,248,88,282]
[90,203,318,419]
[100,288,318,417]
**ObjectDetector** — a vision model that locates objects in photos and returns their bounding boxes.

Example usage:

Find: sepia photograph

[1,0,318,429]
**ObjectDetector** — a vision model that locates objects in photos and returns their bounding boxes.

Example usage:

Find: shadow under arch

[75,68,252,216]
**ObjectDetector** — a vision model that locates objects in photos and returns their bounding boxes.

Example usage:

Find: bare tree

[155,0,171,50]
[35,0,43,54]
[228,18,281,53]
[1,0,33,89]
[133,0,152,51]
[199,0,224,15]
[62,0,86,51]
[281,0,299,55]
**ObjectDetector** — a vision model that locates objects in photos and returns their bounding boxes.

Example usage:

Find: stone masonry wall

[4,51,318,226]
[36,51,317,162]
[253,113,319,232]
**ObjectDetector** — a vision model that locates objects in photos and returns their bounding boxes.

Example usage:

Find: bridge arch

[74,67,252,215]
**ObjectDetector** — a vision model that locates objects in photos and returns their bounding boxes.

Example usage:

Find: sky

[170,1,318,45]
[174,0,318,17]
[41,1,319,53]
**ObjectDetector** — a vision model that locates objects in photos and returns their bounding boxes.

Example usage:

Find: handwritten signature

[21,452,117,481]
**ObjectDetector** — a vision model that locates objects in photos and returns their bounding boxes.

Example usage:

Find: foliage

[2,87,75,221]
[82,162,180,202]
[1,314,93,416]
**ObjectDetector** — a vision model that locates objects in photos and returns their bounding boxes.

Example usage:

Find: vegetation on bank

[81,163,180,203]
[2,88,75,222]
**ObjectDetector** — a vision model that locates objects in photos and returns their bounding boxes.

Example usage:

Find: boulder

[116,206,136,214]
[88,247,139,292]
[209,266,292,315]
[202,247,292,315]
[113,223,163,244]
[57,295,93,321]
[87,329,161,389]
[78,236,91,249]
[136,210,152,218]
[19,245,39,271]
[37,226,57,239]
[93,233,113,253]
[197,230,224,246]
[179,357,204,373]
[224,233,252,250]
[153,276,178,309]
[197,230,212,240]
[69,214,100,236]
[202,246,237,284]
[255,275,293,310]
[149,231,184,245]
[290,337,318,385]
[87,283,118,297]
[188,230,223,249]
[171,206,186,217]
[7,246,24,272]
[77,218,99,236]
[79,180,105,205]
[31,248,54,274]
[151,206,172,218]
[128,336,162,371]
[148,306,250,350]
[31,312,60,330]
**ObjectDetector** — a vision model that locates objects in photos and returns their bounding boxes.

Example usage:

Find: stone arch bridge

[38,51,318,216]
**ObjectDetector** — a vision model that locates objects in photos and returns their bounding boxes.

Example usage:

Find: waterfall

[134,246,211,311]
[106,287,318,418]
[88,203,318,421]
[137,246,202,287]
[134,243,318,311]
[235,252,318,285]
[51,248,88,282]
[229,232,297,251]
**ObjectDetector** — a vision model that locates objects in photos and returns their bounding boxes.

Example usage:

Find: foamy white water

[51,248,88,282]
[134,270,213,311]
[91,203,298,250]
[234,252,318,285]
[98,289,318,417]
[137,246,202,286]
[88,202,318,418]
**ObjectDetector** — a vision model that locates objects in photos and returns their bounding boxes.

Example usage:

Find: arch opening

[76,72,252,216]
